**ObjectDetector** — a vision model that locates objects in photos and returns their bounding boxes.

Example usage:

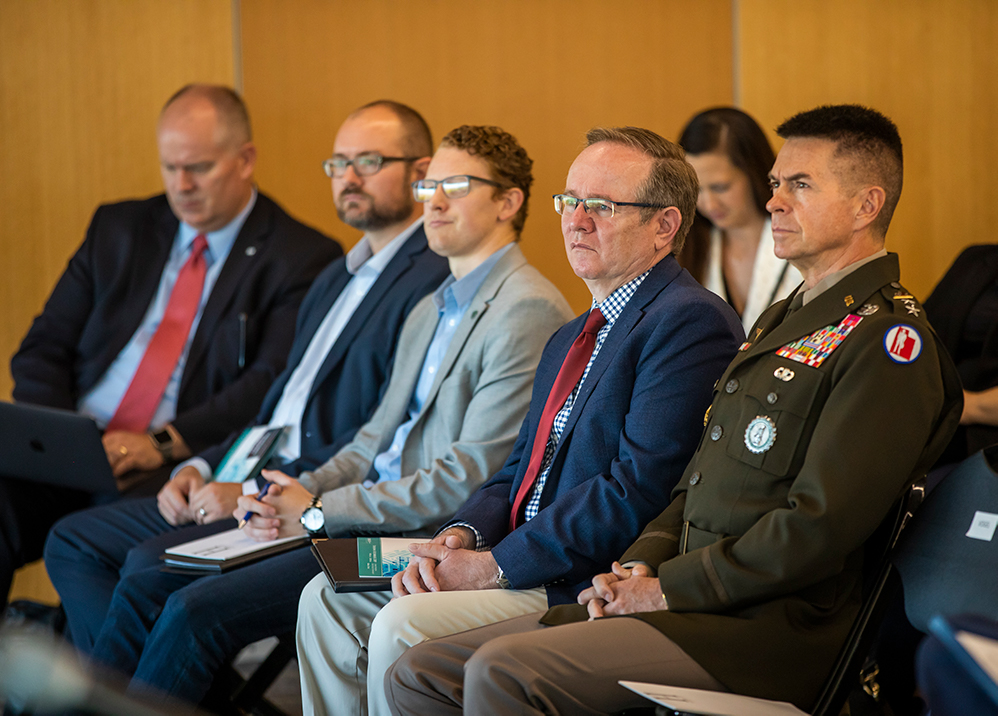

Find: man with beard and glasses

[44,123,572,711]
[45,100,451,652]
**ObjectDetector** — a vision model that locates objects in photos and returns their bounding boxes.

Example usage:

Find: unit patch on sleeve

[884,324,922,363]
[776,314,863,367]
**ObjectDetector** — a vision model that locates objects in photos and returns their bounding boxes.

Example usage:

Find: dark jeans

[1,467,168,610]
[44,497,318,707]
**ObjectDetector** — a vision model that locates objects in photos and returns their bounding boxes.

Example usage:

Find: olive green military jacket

[543,254,963,709]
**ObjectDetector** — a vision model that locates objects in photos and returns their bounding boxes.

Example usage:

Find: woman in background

[678,107,801,331]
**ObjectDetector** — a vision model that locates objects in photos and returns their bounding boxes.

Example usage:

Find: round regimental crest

[744,415,777,454]
[883,324,922,364]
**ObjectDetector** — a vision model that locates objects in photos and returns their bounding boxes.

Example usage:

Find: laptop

[0,401,116,493]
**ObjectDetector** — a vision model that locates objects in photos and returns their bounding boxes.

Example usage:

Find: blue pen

[237,481,272,529]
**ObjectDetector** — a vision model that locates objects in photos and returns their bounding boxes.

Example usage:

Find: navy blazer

[11,193,341,453]
[199,225,451,475]
[450,256,743,605]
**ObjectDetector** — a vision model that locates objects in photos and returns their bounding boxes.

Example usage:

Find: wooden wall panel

[241,0,735,313]
[0,0,235,403]
[738,0,998,299]
[1,0,234,601]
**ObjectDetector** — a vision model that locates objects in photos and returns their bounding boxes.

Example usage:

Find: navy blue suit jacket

[199,225,450,475]
[11,193,340,453]
[449,256,743,605]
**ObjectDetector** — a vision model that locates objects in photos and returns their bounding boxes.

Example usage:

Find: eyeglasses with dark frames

[552,194,669,219]
[412,175,505,202]
[322,152,421,178]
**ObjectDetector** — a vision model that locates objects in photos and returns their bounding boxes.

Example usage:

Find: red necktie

[509,307,606,530]
[106,235,209,432]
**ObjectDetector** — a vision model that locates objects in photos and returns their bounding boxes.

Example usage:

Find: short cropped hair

[586,126,699,254]
[352,100,433,159]
[777,104,903,237]
[162,84,252,144]
[440,125,533,236]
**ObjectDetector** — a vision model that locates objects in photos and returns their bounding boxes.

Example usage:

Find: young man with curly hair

[62,124,575,709]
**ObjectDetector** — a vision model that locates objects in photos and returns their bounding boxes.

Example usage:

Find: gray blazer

[297,244,573,537]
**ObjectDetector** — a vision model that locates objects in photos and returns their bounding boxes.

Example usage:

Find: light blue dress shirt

[78,190,257,430]
[367,243,514,485]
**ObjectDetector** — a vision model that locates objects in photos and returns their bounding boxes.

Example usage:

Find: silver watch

[495,564,511,589]
[300,495,324,536]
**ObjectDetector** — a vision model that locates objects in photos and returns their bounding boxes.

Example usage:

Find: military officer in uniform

[384,105,965,715]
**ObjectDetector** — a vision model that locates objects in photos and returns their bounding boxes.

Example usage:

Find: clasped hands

[158,467,315,539]
[157,466,244,526]
[577,561,669,620]
[391,527,500,597]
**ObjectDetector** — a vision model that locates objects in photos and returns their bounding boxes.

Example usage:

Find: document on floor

[160,528,309,572]
[619,681,807,716]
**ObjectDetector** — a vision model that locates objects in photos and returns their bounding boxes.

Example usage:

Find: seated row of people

[7,86,964,715]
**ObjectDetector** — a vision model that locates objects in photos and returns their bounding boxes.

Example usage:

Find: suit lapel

[551,258,681,460]
[306,230,427,404]
[416,245,527,420]
[102,203,177,374]
[376,299,439,440]
[181,195,272,395]
[289,264,351,382]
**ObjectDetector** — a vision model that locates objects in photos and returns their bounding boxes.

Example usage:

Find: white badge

[966,511,998,542]
[744,416,777,454]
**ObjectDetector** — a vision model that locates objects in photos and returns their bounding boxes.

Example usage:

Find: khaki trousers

[295,572,548,716]
[386,611,727,715]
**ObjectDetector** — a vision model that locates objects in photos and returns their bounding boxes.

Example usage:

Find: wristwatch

[148,424,180,461]
[300,495,325,537]
[495,564,511,590]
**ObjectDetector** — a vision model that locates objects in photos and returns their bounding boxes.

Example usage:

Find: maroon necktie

[106,235,209,432]
[509,307,606,530]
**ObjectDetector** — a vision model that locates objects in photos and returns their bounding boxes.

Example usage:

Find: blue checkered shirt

[451,269,651,551]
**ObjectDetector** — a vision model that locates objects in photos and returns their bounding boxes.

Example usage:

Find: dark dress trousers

[44,225,449,650]
[1,192,340,606]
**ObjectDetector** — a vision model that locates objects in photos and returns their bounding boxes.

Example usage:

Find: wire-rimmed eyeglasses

[412,175,505,202]
[552,194,669,219]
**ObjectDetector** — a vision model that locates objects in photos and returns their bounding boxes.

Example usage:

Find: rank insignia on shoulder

[884,324,923,363]
[745,415,776,454]
[856,303,879,316]
[776,314,863,367]
[901,298,921,317]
